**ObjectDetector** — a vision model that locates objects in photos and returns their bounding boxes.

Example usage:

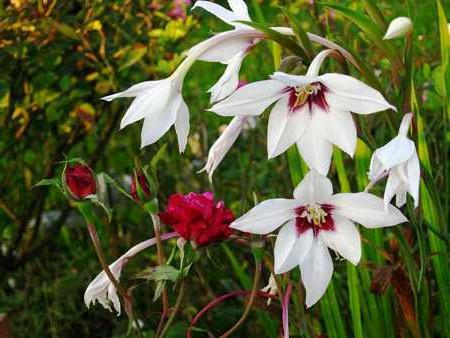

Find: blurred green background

[0,0,449,337]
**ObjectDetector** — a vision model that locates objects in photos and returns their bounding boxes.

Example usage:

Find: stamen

[287,82,329,112]
[295,203,334,236]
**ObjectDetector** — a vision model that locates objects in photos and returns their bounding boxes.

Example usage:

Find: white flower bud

[383,17,413,40]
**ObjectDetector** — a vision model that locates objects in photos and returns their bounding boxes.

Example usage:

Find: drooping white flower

[231,170,407,307]
[210,49,396,174]
[84,232,177,315]
[199,115,251,181]
[368,113,420,208]
[193,0,257,103]
[383,17,413,40]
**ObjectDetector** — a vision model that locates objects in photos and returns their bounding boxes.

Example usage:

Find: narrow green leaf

[236,20,308,60]
[361,0,387,29]
[280,7,314,61]
[319,3,403,71]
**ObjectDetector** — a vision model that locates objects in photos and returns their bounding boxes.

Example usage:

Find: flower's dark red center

[295,203,334,236]
[286,82,329,112]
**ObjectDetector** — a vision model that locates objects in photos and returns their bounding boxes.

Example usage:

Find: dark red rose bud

[159,192,234,246]
[130,170,151,202]
[63,163,97,200]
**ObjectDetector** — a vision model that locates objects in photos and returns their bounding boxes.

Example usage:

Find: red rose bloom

[130,170,151,202]
[63,163,97,200]
[159,192,234,246]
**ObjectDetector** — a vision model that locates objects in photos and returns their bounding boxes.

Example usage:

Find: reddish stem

[282,282,293,338]
[186,291,277,338]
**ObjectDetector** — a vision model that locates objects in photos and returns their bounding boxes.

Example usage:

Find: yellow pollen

[301,204,327,226]
[294,85,314,107]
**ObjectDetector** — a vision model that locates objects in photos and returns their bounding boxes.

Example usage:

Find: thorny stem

[150,213,169,321]
[219,257,262,337]
[158,278,186,338]
[86,224,144,338]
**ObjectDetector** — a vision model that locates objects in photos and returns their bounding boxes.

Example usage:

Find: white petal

[209,51,246,103]
[316,109,357,156]
[384,170,402,207]
[267,97,310,158]
[300,239,334,308]
[120,80,173,129]
[368,151,385,181]
[231,199,298,234]
[175,100,190,153]
[296,115,333,175]
[140,95,181,148]
[271,72,316,87]
[328,192,408,228]
[372,136,415,170]
[228,0,250,20]
[188,32,255,63]
[101,80,162,101]
[406,149,420,208]
[398,113,413,136]
[275,223,314,274]
[319,73,396,114]
[293,170,333,202]
[209,80,287,116]
[320,215,361,265]
[396,191,407,207]
[200,115,246,181]
[193,1,241,26]
[306,49,334,77]
[384,17,413,40]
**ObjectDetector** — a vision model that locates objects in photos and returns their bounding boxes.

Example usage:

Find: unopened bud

[63,163,97,200]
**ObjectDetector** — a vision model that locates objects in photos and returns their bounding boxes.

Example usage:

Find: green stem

[158,278,186,338]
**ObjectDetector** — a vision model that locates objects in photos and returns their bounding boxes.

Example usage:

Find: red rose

[130,170,151,202]
[159,192,234,246]
[63,163,97,200]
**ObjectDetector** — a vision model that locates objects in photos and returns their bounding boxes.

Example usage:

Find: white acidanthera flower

[368,113,420,208]
[84,233,177,315]
[193,0,257,103]
[231,170,407,307]
[199,115,251,181]
[210,49,396,174]
[383,17,413,40]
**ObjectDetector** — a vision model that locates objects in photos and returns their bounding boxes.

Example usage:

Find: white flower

[383,17,413,40]
[193,0,257,103]
[199,115,250,181]
[231,170,407,307]
[369,113,420,208]
[210,49,396,174]
[102,77,189,153]
[84,233,177,315]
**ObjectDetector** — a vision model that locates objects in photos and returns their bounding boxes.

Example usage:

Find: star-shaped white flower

[231,171,407,307]
[369,113,420,208]
[210,49,396,174]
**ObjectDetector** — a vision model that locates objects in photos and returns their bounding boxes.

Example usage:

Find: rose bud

[63,163,97,200]
[130,170,151,202]
[159,192,234,247]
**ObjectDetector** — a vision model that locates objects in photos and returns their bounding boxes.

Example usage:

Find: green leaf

[361,0,387,29]
[119,45,148,71]
[33,178,62,190]
[319,3,403,71]
[150,144,168,170]
[280,7,314,61]
[135,265,180,282]
[236,20,308,60]
[100,173,134,201]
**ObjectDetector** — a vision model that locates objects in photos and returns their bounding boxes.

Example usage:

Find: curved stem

[159,278,186,338]
[219,259,262,338]
[87,224,144,338]
[186,290,276,338]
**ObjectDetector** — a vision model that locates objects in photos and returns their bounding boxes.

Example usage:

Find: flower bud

[130,170,151,202]
[63,163,97,200]
[383,17,412,40]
